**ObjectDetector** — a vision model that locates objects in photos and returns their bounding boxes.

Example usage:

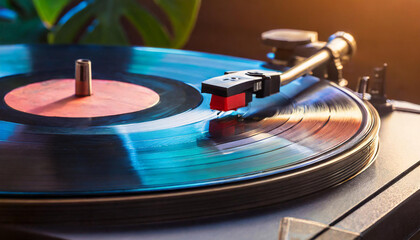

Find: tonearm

[201,31,356,111]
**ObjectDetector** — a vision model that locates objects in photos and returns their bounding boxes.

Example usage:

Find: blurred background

[185,0,420,104]
[1,0,419,103]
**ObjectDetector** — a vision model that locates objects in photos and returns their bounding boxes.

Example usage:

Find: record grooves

[0,45,380,224]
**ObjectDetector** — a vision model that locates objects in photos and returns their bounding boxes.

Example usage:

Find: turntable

[0,29,418,240]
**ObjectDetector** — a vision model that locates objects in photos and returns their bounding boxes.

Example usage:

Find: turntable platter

[0,45,379,224]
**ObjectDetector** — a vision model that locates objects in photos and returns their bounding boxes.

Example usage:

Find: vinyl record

[0,45,379,224]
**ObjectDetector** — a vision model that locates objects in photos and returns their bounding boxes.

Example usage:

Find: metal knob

[367,63,393,113]
[262,29,318,65]
[261,29,318,49]
[370,63,388,99]
[357,76,369,100]
[327,31,357,62]
[75,59,92,96]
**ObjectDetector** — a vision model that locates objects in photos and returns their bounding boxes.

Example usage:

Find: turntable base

[18,110,420,240]
[0,44,418,240]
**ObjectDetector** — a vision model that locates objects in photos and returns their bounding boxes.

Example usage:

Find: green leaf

[122,0,170,47]
[154,0,201,48]
[51,1,96,44]
[0,8,17,22]
[0,0,47,44]
[50,0,201,48]
[79,18,129,45]
[52,0,129,45]
[7,0,35,17]
[33,0,70,28]
[79,0,129,45]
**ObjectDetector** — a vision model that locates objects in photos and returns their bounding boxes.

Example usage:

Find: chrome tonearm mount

[201,30,356,111]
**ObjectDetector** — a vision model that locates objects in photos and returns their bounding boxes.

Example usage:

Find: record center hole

[4,79,160,118]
